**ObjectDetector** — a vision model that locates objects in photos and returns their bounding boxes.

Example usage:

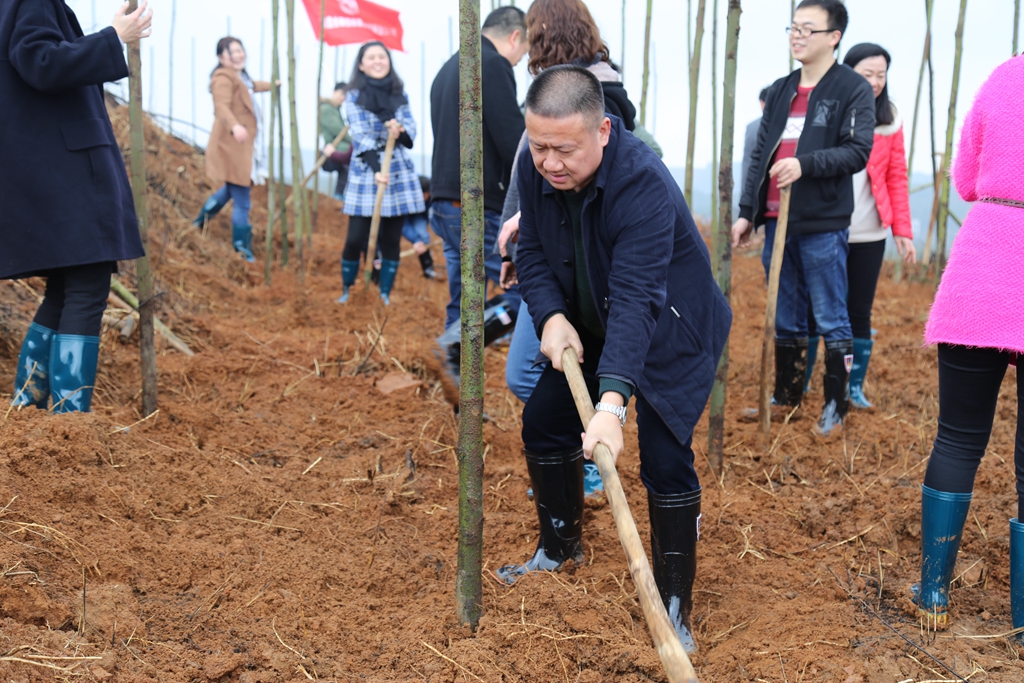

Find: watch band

[595,402,627,427]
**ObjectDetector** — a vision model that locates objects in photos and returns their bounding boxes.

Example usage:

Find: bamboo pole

[126,0,158,417]
[455,0,486,630]
[362,135,397,288]
[710,0,719,244]
[935,0,968,281]
[285,0,305,269]
[921,153,945,266]
[168,0,175,134]
[266,0,281,285]
[312,0,326,232]
[907,0,934,182]
[562,349,698,683]
[708,0,737,476]
[683,0,706,207]
[269,126,349,224]
[277,88,289,266]
[639,0,654,127]
[788,0,795,72]
[759,187,791,441]
[620,0,627,78]
[1015,0,1020,55]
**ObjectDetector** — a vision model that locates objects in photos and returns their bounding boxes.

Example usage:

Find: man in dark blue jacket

[497,66,731,656]
[0,0,151,413]
[732,0,874,437]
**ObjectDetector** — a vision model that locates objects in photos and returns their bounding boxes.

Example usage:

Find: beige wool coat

[205,67,269,187]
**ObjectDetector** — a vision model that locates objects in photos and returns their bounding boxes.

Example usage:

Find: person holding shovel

[497,66,731,655]
[194,36,272,263]
[320,81,353,202]
[732,0,875,437]
[2,0,152,413]
[337,41,423,306]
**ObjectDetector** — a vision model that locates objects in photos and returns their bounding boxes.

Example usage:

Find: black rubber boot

[418,250,437,279]
[815,339,853,437]
[436,295,516,388]
[649,488,701,654]
[497,448,585,584]
[741,338,807,422]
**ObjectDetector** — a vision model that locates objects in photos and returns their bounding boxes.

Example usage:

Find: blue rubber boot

[583,461,604,497]
[377,259,399,306]
[337,259,359,304]
[912,486,972,629]
[194,194,226,227]
[11,323,55,409]
[850,338,874,409]
[232,225,256,262]
[1011,518,1024,643]
[49,334,100,413]
[805,336,819,394]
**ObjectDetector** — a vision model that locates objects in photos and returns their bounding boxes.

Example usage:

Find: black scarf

[356,74,408,123]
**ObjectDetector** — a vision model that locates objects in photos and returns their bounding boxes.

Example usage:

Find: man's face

[789,7,840,65]
[508,30,530,67]
[331,89,346,107]
[525,111,611,193]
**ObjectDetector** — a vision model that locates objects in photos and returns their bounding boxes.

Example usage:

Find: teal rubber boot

[49,334,100,413]
[912,485,972,629]
[805,336,819,394]
[378,259,399,305]
[1011,518,1024,643]
[11,323,55,409]
[850,338,874,409]
[232,225,256,262]
[337,259,359,304]
[194,195,226,227]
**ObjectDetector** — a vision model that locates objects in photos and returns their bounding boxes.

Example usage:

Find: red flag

[301,0,404,52]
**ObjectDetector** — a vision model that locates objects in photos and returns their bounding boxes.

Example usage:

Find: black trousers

[342,215,403,262]
[521,333,700,496]
[808,238,885,339]
[923,344,1024,519]
[32,261,114,336]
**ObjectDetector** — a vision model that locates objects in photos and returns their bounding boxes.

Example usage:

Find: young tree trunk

[266,0,281,285]
[285,0,305,269]
[710,0,719,241]
[788,0,795,72]
[935,0,968,280]
[277,92,289,267]
[126,1,158,417]
[168,0,175,131]
[620,0,627,78]
[708,0,742,476]
[683,0,706,207]
[1015,0,1020,55]
[312,0,326,232]
[639,0,654,127]
[455,0,485,630]
[907,0,933,183]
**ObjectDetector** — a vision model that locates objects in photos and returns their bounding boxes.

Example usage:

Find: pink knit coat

[924,56,1024,356]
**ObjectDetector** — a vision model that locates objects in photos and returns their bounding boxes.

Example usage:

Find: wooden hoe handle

[364,133,398,287]
[758,185,792,440]
[561,348,699,683]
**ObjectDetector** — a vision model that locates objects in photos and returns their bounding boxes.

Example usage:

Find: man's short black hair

[525,65,606,126]
[334,81,347,92]
[759,87,769,103]
[482,6,526,38]
[796,0,849,36]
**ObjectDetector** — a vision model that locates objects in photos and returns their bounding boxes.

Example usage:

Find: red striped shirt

[766,86,813,217]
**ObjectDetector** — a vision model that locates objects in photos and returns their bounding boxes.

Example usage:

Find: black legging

[923,344,1024,519]
[342,215,404,262]
[32,261,114,336]
[808,239,885,339]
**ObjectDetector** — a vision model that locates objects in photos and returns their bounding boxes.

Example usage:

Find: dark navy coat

[516,116,732,442]
[0,0,143,280]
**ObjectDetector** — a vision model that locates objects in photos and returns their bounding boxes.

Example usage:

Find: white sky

[67,0,1018,176]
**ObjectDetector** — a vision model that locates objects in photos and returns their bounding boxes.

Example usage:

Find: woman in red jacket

[807,43,916,408]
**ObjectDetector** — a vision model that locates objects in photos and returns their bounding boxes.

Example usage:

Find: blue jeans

[402,214,431,246]
[431,199,521,329]
[761,219,852,341]
[506,300,545,402]
[211,183,252,226]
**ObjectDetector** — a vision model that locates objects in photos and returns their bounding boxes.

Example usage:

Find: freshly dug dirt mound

[0,103,1020,682]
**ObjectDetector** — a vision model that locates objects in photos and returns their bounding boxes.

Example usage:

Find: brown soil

[0,103,1021,683]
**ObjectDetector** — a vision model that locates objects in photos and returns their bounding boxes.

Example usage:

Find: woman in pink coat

[913,56,1024,638]
[807,43,916,408]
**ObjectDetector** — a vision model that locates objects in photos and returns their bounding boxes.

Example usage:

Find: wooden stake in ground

[312,0,326,232]
[639,0,654,126]
[126,0,158,417]
[758,185,791,440]
[935,0,968,280]
[455,0,486,630]
[906,0,934,183]
[562,348,698,683]
[683,0,706,207]
[362,134,397,288]
[708,0,741,475]
[285,0,306,268]
[265,0,282,285]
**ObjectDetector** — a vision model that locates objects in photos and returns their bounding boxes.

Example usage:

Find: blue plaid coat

[342,91,425,218]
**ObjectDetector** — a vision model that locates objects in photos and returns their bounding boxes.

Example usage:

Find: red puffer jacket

[865,106,913,239]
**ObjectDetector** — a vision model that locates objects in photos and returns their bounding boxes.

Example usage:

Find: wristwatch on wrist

[595,402,627,427]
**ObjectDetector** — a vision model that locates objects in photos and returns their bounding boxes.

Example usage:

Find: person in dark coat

[496,66,732,657]
[0,0,152,413]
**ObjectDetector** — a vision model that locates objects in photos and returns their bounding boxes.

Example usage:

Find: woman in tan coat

[194,37,270,262]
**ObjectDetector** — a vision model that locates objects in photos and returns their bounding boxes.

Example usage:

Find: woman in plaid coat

[339,42,425,305]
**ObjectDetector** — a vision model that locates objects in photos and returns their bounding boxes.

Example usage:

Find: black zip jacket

[739,62,876,235]
[430,37,525,213]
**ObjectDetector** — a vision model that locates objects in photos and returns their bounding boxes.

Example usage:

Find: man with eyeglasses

[732,0,875,437]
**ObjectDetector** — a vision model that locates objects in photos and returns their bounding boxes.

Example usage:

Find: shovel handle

[561,348,699,683]
[364,133,398,288]
[758,185,792,440]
